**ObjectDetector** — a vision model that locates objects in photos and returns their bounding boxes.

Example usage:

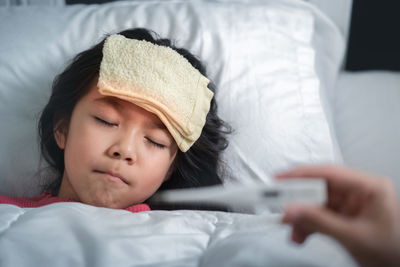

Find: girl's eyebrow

[93,97,122,111]
[145,121,167,131]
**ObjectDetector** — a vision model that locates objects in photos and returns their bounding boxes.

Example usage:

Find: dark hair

[38,28,231,210]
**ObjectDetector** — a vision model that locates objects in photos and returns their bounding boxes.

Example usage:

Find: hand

[276,165,400,267]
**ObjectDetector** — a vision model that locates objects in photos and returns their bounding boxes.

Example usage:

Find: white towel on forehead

[98,34,213,152]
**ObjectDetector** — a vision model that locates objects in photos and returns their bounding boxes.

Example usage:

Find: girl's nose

[107,134,137,165]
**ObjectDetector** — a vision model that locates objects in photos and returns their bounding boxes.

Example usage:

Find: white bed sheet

[0,203,356,267]
[334,71,400,195]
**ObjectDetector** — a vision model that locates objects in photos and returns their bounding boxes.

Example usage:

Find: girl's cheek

[69,123,105,153]
[89,128,114,152]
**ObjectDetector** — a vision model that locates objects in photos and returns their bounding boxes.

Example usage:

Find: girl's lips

[95,170,129,185]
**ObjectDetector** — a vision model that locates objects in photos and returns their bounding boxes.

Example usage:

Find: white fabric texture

[0,203,356,267]
[0,0,344,197]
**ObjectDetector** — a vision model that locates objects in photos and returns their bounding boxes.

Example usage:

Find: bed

[0,0,398,266]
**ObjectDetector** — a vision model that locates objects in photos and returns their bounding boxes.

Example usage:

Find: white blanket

[0,204,356,266]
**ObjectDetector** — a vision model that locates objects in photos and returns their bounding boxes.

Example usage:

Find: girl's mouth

[94,170,129,185]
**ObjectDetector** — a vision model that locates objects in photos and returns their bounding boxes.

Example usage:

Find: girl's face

[55,80,178,209]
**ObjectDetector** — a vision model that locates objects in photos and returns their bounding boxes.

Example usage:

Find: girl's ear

[54,122,67,150]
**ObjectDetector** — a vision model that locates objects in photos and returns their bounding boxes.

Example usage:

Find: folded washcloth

[97,34,213,152]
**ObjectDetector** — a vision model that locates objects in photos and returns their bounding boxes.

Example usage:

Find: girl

[0,28,230,212]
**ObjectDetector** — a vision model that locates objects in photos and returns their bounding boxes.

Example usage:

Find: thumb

[283,204,355,244]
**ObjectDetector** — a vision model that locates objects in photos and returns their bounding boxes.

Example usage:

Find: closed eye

[146,138,166,149]
[94,116,118,127]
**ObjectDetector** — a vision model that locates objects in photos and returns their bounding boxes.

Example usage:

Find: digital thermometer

[150,179,326,210]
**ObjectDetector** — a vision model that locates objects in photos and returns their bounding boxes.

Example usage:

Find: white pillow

[0,0,344,197]
[216,1,346,185]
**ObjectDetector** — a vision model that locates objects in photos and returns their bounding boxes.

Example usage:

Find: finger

[291,227,307,244]
[275,165,374,191]
[327,192,344,211]
[275,164,340,177]
[283,204,355,244]
[291,224,314,244]
[283,210,315,244]
[339,191,366,216]
[276,165,362,180]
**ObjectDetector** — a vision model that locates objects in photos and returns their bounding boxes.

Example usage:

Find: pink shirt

[0,190,150,213]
